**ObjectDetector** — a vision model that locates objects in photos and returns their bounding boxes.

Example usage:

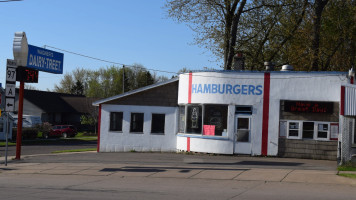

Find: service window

[110,112,123,132]
[288,122,300,139]
[317,123,329,139]
[178,106,185,133]
[236,117,250,142]
[130,113,144,133]
[186,105,202,134]
[302,122,314,139]
[204,105,228,136]
[151,114,165,134]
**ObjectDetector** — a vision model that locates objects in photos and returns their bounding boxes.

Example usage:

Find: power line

[44,45,178,75]
[43,45,348,81]
[0,0,22,2]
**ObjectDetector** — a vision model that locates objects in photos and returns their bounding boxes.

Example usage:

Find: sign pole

[15,80,24,160]
[5,112,9,166]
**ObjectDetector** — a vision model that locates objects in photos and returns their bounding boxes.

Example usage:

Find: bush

[12,128,39,140]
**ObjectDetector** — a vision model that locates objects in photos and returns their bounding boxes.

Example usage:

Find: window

[130,113,144,133]
[178,106,185,133]
[236,117,250,142]
[110,112,123,132]
[0,122,3,132]
[288,122,300,138]
[284,120,334,140]
[317,123,329,139]
[302,122,314,139]
[236,106,252,115]
[186,105,202,134]
[151,114,165,134]
[204,105,228,136]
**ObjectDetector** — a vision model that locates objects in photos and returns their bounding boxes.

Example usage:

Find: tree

[166,0,356,71]
[70,80,84,95]
[54,65,167,98]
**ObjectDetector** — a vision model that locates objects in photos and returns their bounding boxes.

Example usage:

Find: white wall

[177,71,348,156]
[267,72,347,155]
[100,105,178,152]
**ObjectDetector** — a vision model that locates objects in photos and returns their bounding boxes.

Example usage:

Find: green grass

[338,162,356,171]
[0,141,16,146]
[52,148,97,154]
[338,173,356,179]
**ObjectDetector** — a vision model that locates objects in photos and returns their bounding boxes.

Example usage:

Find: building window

[204,105,228,136]
[186,105,202,134]
[110,112,123,132]
[317,123,329,139]
[178,106,185,133]
[130,113,144,133]
[0,122,3,132]
[236,106,252,115]
[151,114,165,134]
[284,120,335,141]
[236,117,250,142]
[288,122,300,138]
[302,122,314,139]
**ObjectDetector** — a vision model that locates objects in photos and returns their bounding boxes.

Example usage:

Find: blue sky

[0,0,221,91]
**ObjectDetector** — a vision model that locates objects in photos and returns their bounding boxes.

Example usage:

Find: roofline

[92,77,179,106]
[183,70,348,75]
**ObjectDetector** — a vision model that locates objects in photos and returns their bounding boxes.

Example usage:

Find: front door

[234,115,252,154]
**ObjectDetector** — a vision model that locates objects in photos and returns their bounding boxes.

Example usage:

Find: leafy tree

[54,64,167,98]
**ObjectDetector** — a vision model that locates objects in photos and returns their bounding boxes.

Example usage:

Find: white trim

[284,120,334,141]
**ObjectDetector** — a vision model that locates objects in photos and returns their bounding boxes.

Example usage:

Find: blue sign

[27,44,64,74]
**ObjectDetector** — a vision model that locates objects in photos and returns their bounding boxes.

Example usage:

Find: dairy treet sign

[13,32,64,74]
[27,45,63,74]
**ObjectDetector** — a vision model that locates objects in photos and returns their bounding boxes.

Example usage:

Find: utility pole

[122,65,125,93]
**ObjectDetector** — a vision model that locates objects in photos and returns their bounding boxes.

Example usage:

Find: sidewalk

[1,157,356,186]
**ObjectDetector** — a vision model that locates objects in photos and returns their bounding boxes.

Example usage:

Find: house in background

[14,89,96,130]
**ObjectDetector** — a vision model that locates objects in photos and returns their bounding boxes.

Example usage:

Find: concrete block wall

[278,138,337,160]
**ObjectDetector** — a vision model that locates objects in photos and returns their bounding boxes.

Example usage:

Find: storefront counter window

[282,120,334,141]
[186,105,202,134]
[179,104,228,137]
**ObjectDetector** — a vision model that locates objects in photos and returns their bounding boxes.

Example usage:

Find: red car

[45,125,77,138]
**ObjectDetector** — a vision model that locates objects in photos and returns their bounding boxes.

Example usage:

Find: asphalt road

[0,138,97,157]
[1,139,356,200]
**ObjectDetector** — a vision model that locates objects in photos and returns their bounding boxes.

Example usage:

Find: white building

[93,70,354,161]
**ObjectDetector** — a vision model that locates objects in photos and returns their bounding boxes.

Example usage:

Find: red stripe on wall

[341,86,345,116]
[187,137,190,152]
[188,72,193,104]
[261,73,271,156]
[97,104,102,152]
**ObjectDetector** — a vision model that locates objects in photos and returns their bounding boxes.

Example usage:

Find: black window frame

[109,112,123,132]
[130,113,144,133]
[151,113,165,134]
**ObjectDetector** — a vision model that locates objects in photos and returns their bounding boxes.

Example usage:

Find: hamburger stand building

[93,66,356,162]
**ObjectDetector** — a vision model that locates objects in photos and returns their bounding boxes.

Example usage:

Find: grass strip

[52,148,97,154]
[338,173,356,179]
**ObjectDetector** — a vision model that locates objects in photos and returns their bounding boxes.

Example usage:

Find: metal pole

[15,80,24,160]
[5,112,8,166]
[122,65,125,93]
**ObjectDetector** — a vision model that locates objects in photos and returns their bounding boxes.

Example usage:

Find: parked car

[45,125,77,138]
